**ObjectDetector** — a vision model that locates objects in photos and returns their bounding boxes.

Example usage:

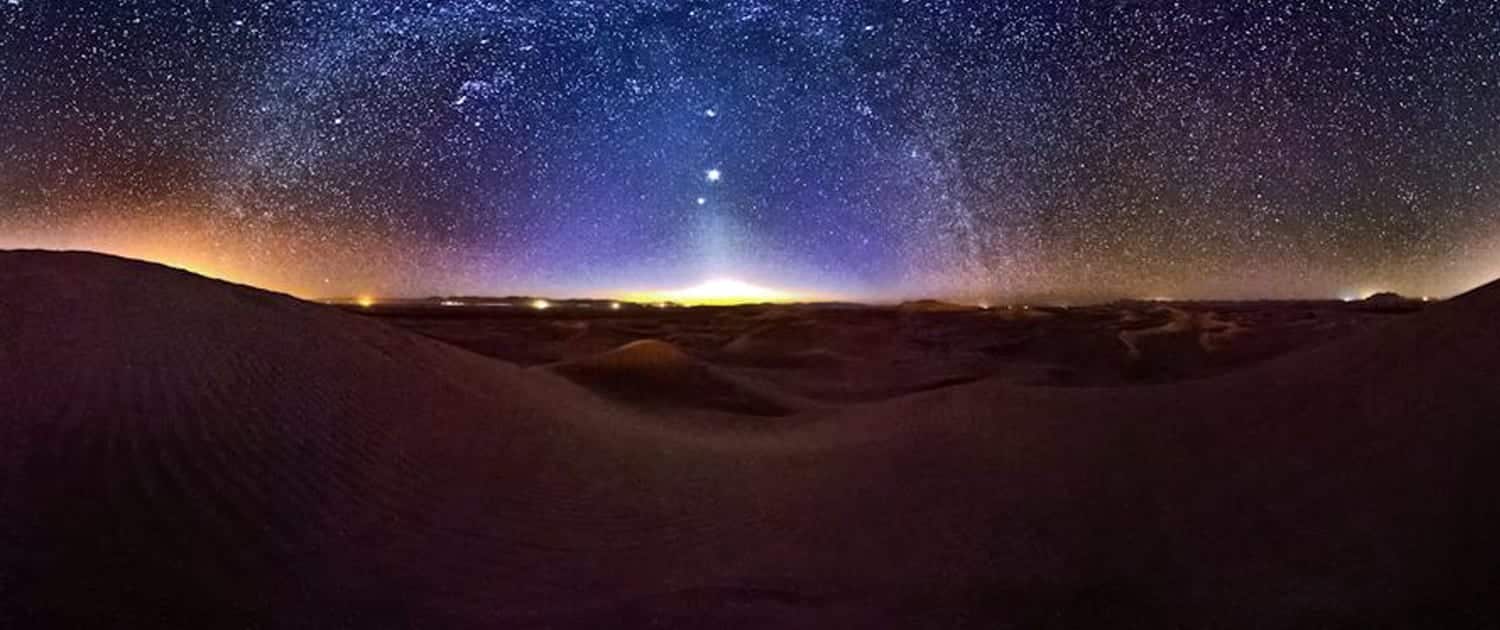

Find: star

[1,1,1494,302]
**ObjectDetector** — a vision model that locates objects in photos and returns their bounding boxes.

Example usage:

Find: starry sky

[3,0,1499,302]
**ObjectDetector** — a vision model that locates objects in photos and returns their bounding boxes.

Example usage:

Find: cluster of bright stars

[698,167,722,207]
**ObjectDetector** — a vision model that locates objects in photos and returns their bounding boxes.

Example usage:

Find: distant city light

[356,295,376,308]
[531,299,551,310]
[610,302,622,310]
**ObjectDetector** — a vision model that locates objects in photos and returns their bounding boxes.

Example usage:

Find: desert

[3,251,1496,628]
[5,2,1498,626]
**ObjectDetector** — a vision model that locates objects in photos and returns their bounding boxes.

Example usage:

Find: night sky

[3,1,1499,302]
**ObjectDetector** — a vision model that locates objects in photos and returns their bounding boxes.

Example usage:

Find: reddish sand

[2,250,1497,628]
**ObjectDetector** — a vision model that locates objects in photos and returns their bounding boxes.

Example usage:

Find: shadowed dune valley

[3,250,1499,628]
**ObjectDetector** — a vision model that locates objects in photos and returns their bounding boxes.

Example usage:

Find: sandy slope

[543,339,805,418]
[1,251,1497,628]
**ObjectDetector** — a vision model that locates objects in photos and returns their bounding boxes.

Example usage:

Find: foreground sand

[2,251,1497,628]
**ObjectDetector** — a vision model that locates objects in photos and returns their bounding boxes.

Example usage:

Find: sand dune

[544,339,803,418]
[2,251,1498,628]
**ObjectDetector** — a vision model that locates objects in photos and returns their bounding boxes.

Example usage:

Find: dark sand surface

[2,251,1496,628]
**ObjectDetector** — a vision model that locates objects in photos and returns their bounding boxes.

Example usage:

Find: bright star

[705,169,721,182]
[696,197,707,205]
[704,108,717,117]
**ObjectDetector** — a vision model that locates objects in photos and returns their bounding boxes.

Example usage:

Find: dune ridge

[2,251,1498,628]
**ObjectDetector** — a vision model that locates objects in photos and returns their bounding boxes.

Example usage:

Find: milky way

[3,1,1499,301]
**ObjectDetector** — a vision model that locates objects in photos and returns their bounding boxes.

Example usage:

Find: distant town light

[531,299,551,310]
[356,295,376,308]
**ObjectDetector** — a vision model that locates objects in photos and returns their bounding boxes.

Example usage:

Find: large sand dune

[2,251,1497,628]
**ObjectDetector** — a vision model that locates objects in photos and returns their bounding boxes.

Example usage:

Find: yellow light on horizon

[531,299,551,310]
[356,295,376,308]
[621,278,804,306]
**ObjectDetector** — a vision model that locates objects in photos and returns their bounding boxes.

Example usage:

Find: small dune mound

[547,340,800,417]
[1362,291,1409,304]
[574,338,697,368]
[722,320,827,354]
[558,323,661,359]
[720,320,872,368]
[1354,291,1425,313]
[897,299,973,312]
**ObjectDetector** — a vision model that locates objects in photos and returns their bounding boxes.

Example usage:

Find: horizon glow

[619,278,807,306]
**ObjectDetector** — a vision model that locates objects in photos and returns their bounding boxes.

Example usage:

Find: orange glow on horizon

[619,278,808,306]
